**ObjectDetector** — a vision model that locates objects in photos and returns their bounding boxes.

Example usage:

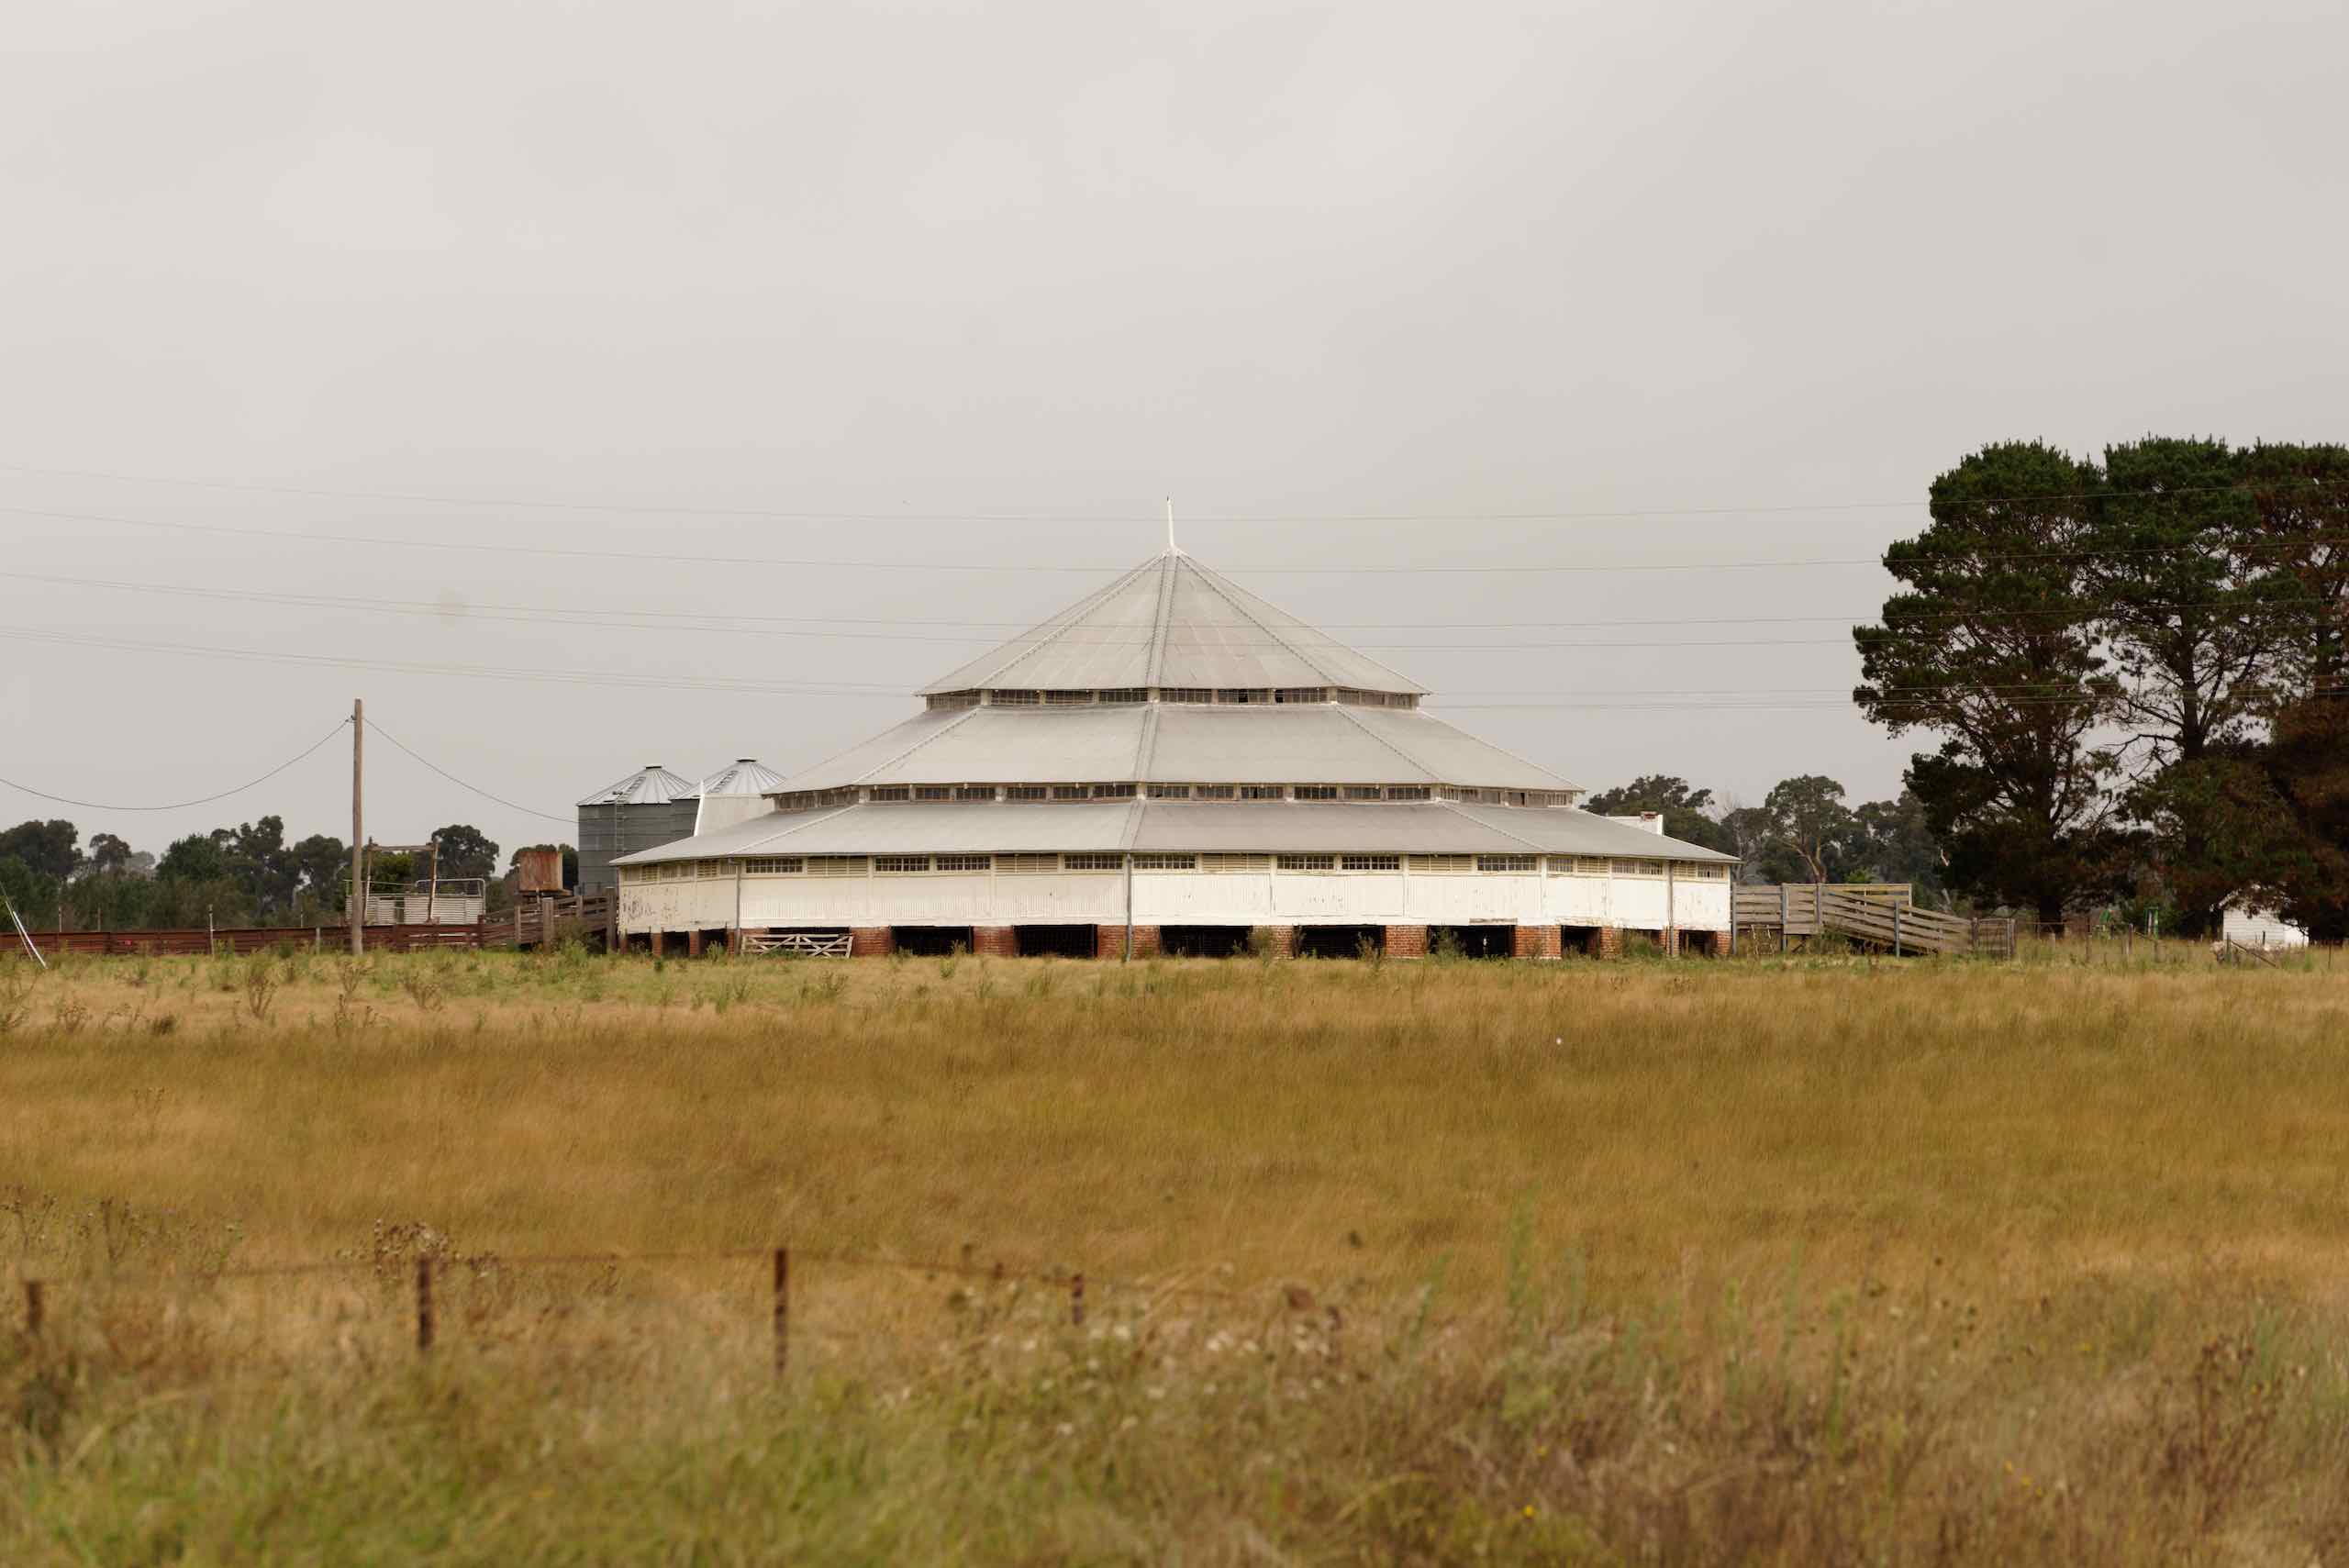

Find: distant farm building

[607,549,1736,958]
[2221,898,2310,949]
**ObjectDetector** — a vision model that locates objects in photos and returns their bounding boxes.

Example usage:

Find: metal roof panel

[616,799,1733,863]
[919,552,1429,695]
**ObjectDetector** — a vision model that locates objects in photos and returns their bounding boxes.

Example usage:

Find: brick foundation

[1589,926,1624,960]
[1251,925,1297,959]
[1095,925,1162,959]
[1385,924,1429,959]
[685,929,703,958]
[1705,929,1732,958]
[972,926,1018,958]
[1512,924,1564,960]
[849,926,895,958]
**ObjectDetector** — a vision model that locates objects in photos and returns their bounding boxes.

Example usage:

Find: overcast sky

[4,0,2344,861]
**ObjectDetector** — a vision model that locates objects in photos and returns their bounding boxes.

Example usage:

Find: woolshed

[612,549,1737,958]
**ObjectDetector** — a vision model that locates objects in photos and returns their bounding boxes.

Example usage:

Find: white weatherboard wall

[620,868,1731,934]
[2220,904,2309,948]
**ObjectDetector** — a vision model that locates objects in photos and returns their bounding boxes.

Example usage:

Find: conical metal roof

[920,550,1426,696]
[576,764,697,807]
[698,758,787,796]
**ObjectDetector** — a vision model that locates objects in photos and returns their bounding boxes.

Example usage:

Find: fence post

[773,1247,789,1380]
[23,1278,41,1340]
[1070,1272,1085,1328]
[1891,905,1902,957]
[1778,884,1788,954]
[416,1256,435,1353]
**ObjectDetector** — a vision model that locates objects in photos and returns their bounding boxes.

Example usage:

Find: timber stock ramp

[1735,884,2016,958]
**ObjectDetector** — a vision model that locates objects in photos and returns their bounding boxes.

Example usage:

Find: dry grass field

[4,942,2349,1563]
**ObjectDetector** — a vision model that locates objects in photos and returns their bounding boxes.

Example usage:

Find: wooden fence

[480,891,615,951]
[6,923,487,959]
[1735,884,2017,958]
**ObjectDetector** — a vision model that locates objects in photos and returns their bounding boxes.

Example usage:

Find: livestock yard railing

[1736,884,2017,958]
[740,930,852,957]
[482,891,615,951]
[4,923,487,959]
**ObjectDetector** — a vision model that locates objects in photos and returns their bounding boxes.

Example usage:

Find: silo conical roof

[699,758,787,796]
[576,764,698,808]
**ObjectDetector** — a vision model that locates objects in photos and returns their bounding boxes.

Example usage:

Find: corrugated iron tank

[575,764,699,891]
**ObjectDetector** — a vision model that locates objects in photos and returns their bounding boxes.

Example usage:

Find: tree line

[1595,439,2349,936]
[0,817,577,932]
[1849,437,2349,936]
[1583,776,1945,898]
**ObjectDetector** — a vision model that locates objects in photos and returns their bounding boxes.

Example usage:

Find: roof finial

[1165,495,1181,556]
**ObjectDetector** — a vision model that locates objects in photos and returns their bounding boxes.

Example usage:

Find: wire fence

[9,1240,1326,1380]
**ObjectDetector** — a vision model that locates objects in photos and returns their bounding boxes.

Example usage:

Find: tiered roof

[615,548,1734,867]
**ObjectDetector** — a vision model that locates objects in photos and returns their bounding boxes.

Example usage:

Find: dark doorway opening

[1160,925,1252,958]
[1296,925,1384,960]
[891,926,974,956]
[1430,925,1514,959]
[1015,924,1097,959]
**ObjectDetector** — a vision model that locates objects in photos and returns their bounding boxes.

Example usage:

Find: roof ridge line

[1395,706,1581,795]
[1181,555,1428,695]
[921,557,1159,694]
[1175,555,1331,685]
[620,802,857,862]
[793,706,981,789]
[1436,798,1545,851]
[1145,552,1177,688]
[844,704,983,784]
[737,803,859,851]
[1325,701,1442,779]
[1130,700,1162,779]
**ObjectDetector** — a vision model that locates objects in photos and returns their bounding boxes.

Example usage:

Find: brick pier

[1512,924,1563,959]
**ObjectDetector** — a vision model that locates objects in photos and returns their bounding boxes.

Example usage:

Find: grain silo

[575,764,698,893]
[696,758,787,836]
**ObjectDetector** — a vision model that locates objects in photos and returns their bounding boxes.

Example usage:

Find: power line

[362,717,573,825]
[0,720,347,813]
[5,455,2343,522]
[13,499,2349,580]
[0,623,2195,711]
[8,566,2346,655]
[0,627,909,696]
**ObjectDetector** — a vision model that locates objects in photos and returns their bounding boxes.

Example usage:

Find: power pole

[350,698,364,956]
